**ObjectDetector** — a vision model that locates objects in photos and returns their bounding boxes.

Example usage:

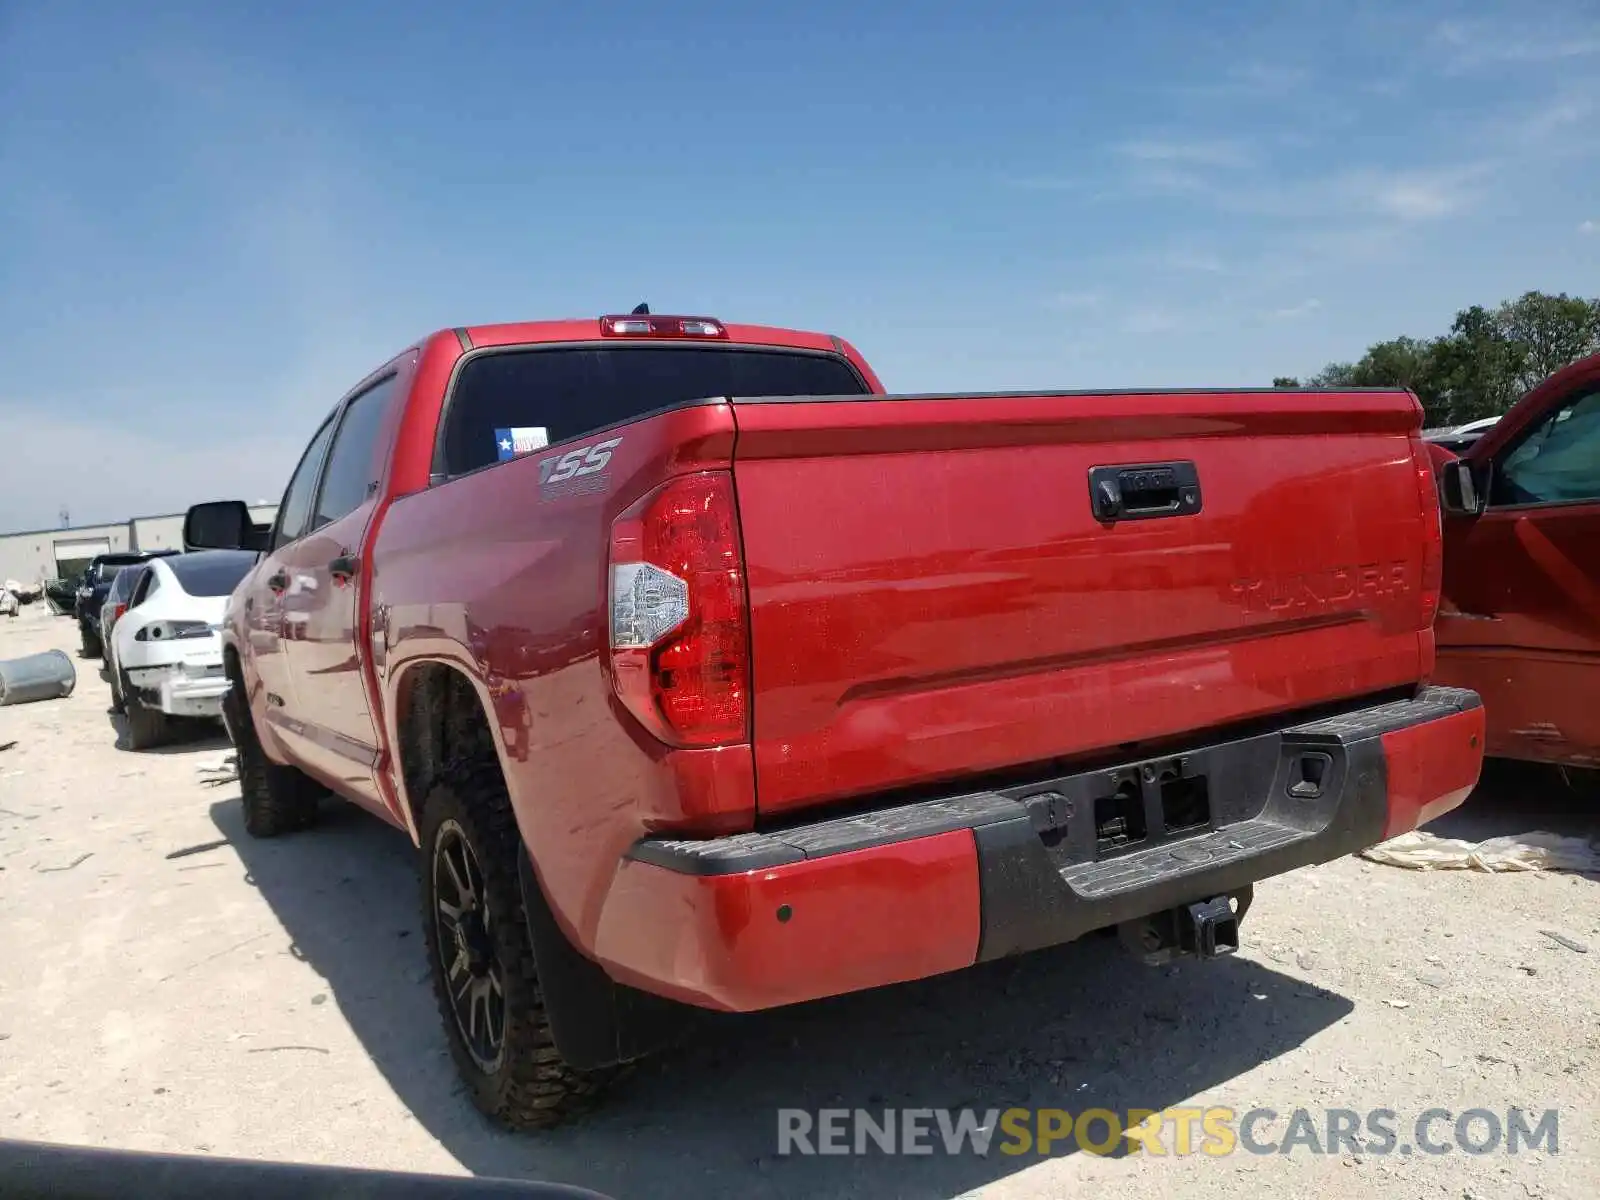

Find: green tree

[1301,338,1446,419]
[1308,362,1359,388]
[1428,305,1524,424]
[1495,291,1600,392]
[1281,290,1600,427]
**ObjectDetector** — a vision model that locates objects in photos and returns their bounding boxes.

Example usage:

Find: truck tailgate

[730,390,1435,816]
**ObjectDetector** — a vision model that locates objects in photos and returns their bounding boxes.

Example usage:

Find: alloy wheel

[431,818,507,1073]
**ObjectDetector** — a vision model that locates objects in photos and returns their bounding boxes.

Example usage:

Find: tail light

[135,619,212,642]
[608,471,750,747]
[1408,432,1443,627]
[112,603,126,624]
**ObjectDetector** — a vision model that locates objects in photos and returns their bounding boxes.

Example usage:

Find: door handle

[1088,462,1203,523]
[267,570,289,594]
[329,553,360,585]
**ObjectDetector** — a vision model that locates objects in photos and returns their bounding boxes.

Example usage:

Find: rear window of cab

[437,344,868,477]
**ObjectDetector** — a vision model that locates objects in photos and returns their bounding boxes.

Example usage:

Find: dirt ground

[1,603,1597,1199]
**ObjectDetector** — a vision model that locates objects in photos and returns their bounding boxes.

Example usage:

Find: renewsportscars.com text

[776,1106,1561,1158]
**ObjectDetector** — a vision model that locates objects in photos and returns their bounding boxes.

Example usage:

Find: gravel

[1,605,1597,1198]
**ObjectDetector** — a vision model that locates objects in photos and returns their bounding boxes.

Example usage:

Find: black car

[97,562,148,667]
[74,551,179,659]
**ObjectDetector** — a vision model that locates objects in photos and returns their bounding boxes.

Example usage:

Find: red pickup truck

[187,311,1485,1129]
[1430,351,1600,771]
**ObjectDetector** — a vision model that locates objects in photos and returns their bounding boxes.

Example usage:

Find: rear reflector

[608,471,749,748]
[600,315,728,339]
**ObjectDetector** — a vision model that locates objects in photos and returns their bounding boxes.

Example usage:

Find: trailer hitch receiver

[1117,887,1252,966]
[1182,896,1239,959]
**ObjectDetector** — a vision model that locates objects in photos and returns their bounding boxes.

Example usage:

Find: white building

[0,504,279,585]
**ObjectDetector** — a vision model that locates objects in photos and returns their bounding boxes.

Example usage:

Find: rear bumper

[592,687,1484,1011]
[128,663,229,718]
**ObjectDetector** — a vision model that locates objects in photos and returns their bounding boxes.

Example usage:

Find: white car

[110,550,259,750]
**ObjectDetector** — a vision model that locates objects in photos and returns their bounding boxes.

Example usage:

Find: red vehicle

[1431,353,1600,770]
[187,311,1485,1129]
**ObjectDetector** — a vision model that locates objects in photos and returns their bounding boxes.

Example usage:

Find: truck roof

[452,316,844,355]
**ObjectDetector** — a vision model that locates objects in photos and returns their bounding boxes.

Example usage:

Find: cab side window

[1492,389,1600,508]
[274,416,338,548]
[313,376,397,529]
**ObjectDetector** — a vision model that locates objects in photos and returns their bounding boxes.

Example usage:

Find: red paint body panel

[1433,352,1600,768]
[220,311,1483,1016]
[1379,704,1487,838]
[372,401,754,944]
[591,830,981,1010]
[731,391,1433,813]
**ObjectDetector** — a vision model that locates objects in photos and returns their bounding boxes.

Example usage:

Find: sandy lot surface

[1,602,1597,1198]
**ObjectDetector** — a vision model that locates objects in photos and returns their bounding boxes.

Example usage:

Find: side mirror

[1439,460,1484,516]
[183,501,270,552]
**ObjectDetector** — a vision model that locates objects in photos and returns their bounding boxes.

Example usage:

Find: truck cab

[1434,352,1600,770]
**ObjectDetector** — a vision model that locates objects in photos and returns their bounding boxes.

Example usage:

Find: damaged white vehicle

[111,550,259,750]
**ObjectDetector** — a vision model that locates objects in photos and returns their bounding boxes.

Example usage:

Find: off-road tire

[419,756,619,1130]
[225,676,320,838]
[122,678,170,751]
[79,623,101,659]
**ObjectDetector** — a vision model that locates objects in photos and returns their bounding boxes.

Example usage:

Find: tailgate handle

[1089,462,1203,523]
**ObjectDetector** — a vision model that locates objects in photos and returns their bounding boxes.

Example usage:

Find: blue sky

[2,0,1598,531]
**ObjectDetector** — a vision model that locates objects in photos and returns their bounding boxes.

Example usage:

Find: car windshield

[165,551,258,597]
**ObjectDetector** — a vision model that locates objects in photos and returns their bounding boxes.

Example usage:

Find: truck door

[276,368,407,818]
[244,412,338,746]
[1437,379,1600,766]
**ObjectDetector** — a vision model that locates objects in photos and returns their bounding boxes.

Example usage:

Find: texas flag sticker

[495,426,550,461]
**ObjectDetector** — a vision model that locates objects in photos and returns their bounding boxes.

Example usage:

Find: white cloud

[1118,157,1489,224]
[1229,63,1310,94]
[1582,220,1598,235]
[1047,290,1104,310]
[1367,176,1470,220]
[1178,63,1311,100]
[1518,96,1593,138]
[1433,18,1600,69]
[1358,79,1408,98]
[1165,250,1227,274]
[1269,299,1323,320]
[1121,308,1182,335]
[1002,175,1081,192]
[1116,139,1252,168]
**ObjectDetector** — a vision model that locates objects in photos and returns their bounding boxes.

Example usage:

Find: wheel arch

[392,655,696,1072]
[390,656,511,846]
